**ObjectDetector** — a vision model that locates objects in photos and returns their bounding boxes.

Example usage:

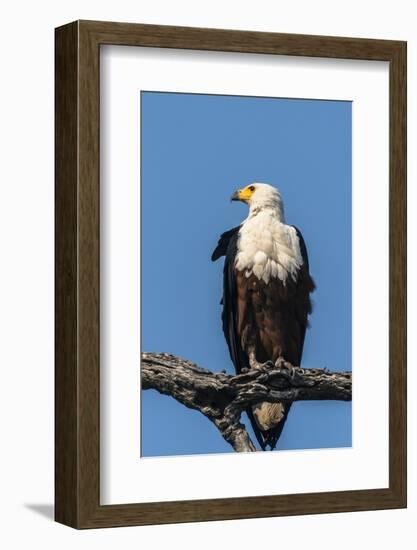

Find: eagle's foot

[251,361,275,371]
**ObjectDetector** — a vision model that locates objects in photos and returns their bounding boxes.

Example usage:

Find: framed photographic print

[55,20,406,528]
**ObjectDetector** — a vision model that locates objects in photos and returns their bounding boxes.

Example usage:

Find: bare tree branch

[141,352,352,452]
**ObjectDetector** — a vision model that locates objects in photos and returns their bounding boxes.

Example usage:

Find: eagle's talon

[275,357,286,370]
[274,358,299,382]
[247,355,275,371]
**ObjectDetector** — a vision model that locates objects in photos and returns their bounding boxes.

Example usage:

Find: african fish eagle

[212,183,315,450]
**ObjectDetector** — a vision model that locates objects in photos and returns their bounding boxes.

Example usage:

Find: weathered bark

[141,352,352,452]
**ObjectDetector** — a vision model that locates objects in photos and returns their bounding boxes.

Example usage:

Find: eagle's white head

[231,183,285,221]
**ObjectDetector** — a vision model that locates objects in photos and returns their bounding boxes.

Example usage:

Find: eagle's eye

[249,185,255,192]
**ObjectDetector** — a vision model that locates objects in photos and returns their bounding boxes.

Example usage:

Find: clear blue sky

[140,91,352,456]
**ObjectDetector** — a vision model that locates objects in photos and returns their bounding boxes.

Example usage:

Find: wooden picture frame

[55,20,406,528]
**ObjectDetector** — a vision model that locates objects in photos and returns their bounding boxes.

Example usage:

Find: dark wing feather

[212,226,248,373]
[211,226,240,261]
[291,225,316,364]
[293,225,310,270]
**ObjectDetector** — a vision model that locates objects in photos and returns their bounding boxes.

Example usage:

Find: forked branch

[141,352,352,452]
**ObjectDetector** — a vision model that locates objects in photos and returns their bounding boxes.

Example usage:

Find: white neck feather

[248,203,285,222]
[235,209,303,284]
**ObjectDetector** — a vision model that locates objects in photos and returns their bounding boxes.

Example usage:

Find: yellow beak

[231,187,253,202]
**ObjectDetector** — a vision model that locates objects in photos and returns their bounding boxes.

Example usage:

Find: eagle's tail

[246,407,268,450]
[248,402,292,451]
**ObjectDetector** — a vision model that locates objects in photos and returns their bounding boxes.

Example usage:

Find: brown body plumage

[235,268,314,367]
